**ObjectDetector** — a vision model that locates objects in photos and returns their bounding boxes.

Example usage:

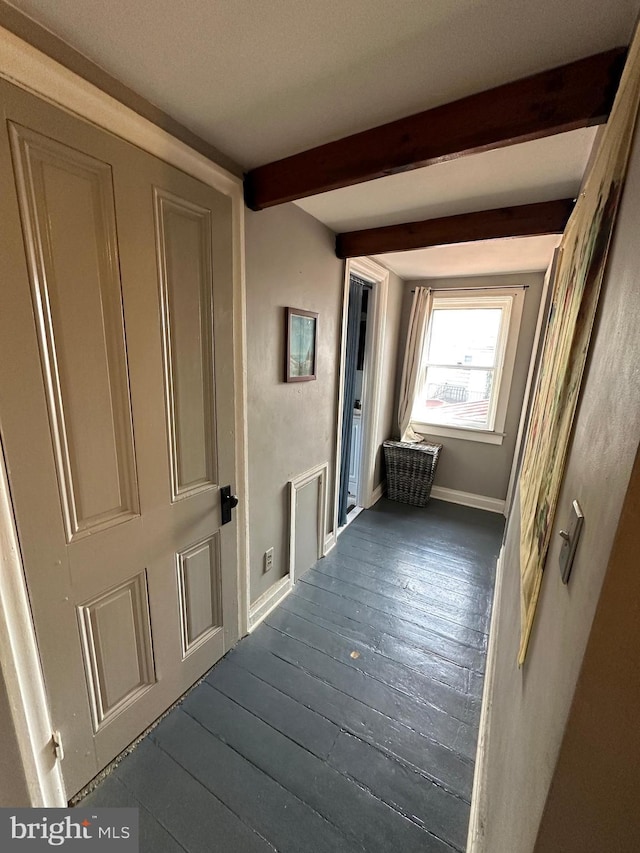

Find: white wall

[476,119,640,852]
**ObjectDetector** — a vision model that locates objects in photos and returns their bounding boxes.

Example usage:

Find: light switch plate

[559,499,584,584]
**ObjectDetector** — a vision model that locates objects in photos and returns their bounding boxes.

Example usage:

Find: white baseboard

[466,544,505,853]
[324,531,337,556]
[248,574,292,631]
[430,485,505,515]
[369,480,386,505]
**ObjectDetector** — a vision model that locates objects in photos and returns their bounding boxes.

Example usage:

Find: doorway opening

[340,276,372,526]
[332,256,389,545]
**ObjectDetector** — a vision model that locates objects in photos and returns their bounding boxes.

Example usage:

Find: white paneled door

[0,78,239,797]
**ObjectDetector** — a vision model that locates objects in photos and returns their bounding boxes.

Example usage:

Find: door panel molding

[10,122,140,541]
[176,533,222,658]
[78,572,156,731]
[154,188,218,502]
[0,26,248,806]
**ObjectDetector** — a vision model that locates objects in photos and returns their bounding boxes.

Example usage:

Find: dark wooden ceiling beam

[245,48,626,210]
[335,198,574,258]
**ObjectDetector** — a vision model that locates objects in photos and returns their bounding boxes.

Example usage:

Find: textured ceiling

[296,129,598,232]
[373,235,563,280]
[6,0,638,276]
[7,0,638,167]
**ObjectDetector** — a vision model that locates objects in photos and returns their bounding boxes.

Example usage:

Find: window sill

[411,421,505,446]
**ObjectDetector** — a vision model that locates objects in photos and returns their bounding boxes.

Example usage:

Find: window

[411,289,524,445]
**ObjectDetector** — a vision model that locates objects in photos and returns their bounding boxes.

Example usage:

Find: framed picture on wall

[286,307,318,382]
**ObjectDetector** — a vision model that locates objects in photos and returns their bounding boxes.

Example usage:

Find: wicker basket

[383,440,442,507]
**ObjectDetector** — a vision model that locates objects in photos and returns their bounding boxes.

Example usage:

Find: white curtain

[397,286,432,442]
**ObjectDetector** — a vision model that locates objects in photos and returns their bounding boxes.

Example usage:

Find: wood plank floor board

[280,592,476,693]
[311,558,492,630]
[106,739,276,853]
[327,730,470,852]
[79,499,502,851]
[206,657,340,759]
[348,525,500,578]
[300,569,489,651]
[347,507,500,579]
[224,641,475,799]
[249,625,479,761]
[293,579,487,672]
[354,508,503,551]
[375,630,485,696]
[341,529,495,596]
[329,538,494,607]
[82,775,187,853]
[341,521,496,576]
[183,683,456,853]
[151,709,363,853]
[282,588,386,650]
[347,524,497,583]
[264,607,482,726]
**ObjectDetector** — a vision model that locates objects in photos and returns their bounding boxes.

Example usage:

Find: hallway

[82,498,503,852]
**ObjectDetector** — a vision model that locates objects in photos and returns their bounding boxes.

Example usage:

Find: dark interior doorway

[338,274,371,527]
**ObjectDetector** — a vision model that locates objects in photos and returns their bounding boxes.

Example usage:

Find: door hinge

[52,730,64,762]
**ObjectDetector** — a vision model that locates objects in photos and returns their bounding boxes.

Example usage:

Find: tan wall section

[397,272,545,501]
[244,203,343,603]
[534,446,640,852]
[477,120,640,852]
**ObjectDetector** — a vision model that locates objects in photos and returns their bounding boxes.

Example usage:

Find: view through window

[412,295,512,431]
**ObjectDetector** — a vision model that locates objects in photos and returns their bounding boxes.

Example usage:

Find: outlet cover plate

[264,547,274,573]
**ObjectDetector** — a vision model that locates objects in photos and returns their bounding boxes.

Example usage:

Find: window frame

[410,287,525,445]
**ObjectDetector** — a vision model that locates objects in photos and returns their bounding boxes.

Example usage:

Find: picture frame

[285,307,318,382]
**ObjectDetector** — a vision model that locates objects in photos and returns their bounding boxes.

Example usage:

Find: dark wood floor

[82,498,503,853]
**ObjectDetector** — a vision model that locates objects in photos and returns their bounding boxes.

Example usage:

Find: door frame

[0,24,249,805]
[331,257,389,542]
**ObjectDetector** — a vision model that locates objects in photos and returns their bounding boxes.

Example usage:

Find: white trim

[411,286,525,442]
[359,260,389,509]
[289,462,328,583]
[467,544,505,853]
[324,531,337,556]
[505,255,556,513]
[248,574,293,632]
[346,504,366,525]
[430,486,505,515]
[333,257,390,532]
[370,481,386,505]
[235,202,250,640]
[412,422,505,446]
[0,442,66,806]
[0,25,250,802]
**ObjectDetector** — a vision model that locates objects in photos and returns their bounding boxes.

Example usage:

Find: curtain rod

[410,284,529,293]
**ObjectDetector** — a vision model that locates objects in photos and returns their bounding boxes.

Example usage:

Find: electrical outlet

[264,547,274,573]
